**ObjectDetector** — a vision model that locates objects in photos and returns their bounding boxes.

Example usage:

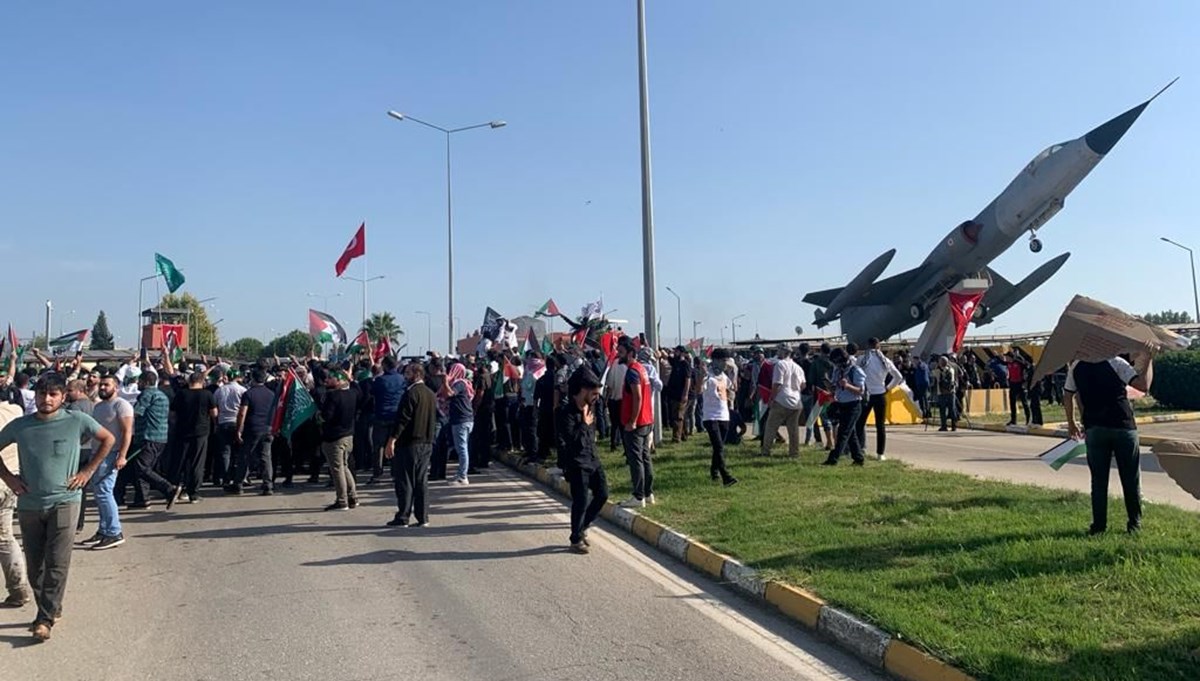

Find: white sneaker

[448,478,469,486]
[646,494,657,506]
[877,454,887,461]
[619,497,645,509]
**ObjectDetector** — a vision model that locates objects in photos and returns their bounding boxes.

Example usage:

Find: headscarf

[446,362,475,401]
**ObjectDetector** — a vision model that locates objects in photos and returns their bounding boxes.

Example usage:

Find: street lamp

[387,109,505,353]
[306,291,344,312]
[664,286,682,347]
[58,309,75,336]
[732,313,746,343]
[1161,237,1200,324]
[343,275,385,330]
[692,320,702,342]
[415,310,432,356]
[210,318,224,355]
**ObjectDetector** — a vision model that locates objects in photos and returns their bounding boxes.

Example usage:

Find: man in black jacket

[384,362,437,528]
[556,367,608,554]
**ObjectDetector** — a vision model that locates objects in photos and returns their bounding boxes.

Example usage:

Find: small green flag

[281,375,317,439]
[155,253,186,293]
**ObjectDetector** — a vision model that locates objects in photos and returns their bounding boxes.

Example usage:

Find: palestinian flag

[155,253,186,293]
[373,336,392,362]
[805,388,834,430]
[522,328,538,355]
[308,309,347,345]
[1039,438,1086,470]
[571,327,588,348]
[5,324,16,358]
[270,370,317,439]
[535,298,561,317]
[48,329,89,355]
[348,329,371,355]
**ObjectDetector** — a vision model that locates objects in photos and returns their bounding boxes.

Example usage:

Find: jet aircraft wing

[802,266,927,309]
[981,267,1015,307]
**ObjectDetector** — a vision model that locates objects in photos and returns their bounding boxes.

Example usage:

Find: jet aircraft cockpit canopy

[1025,142,1069,173]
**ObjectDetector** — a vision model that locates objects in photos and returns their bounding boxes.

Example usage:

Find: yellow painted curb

[631,515,664,545]
[599,501,618,520]
[556,478,571,495]
[884,640,975,681]
[763,582,825,629]
[684,542,727,578]
[535,467,551,483]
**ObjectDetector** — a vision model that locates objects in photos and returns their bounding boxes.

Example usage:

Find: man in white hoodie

[0,402,33,608]
[856,337,905,461]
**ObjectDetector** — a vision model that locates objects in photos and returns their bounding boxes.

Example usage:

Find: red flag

[600,332,617,363]
[335,223,366,277]
[373,336,392,362]
[704,345,714,358]
[948,291,986,353]
[269,371,295,435]
[571,327,588,347]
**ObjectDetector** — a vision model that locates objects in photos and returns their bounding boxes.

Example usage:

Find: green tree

[157,292,218,352]
[218,337,265,359]
[363,312,404,344]
[1140,310,1194,325]
[90,311,115,350]
[263,330,313,357]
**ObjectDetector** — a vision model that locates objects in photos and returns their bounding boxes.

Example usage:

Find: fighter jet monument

[803,80,1176,345]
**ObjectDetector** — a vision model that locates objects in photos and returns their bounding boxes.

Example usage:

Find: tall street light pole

[732,313,746,343]
[388,110,505,354]
[692,320,702,342]
[637,0,659,354]
[1161,237,1200,324]
[415,310,432,356]
[343,275,385,330]
[665,286,681,347]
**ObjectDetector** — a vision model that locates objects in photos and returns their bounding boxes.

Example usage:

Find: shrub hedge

[1150,350,1200,410]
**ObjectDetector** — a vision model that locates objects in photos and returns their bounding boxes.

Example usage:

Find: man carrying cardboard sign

[1034,295,1188,535]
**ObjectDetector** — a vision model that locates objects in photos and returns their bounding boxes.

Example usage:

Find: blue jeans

[451,422,473,481]
[87,455,122,537]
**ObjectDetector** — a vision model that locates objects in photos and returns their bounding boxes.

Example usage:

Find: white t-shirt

[93,397,134,452]
[214,382,248,424]
[771,358,805,410]
[19,388,36,415]
[702,373,730,422]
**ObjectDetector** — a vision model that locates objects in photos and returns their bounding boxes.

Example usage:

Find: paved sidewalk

[881,427,1200,512]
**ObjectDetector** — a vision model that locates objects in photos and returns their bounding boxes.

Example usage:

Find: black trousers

[430,421,450,481]
[855,393,888,456]
[495,397,514,451]
[235,433,274,491]
[122,440,174,506]
[565,466,608,544]
[704,420,732,482]
[537,407,555,460]
[828,401,864,464]
[1009,385,1030,424]
[174,435,210,497]
[213,423,238,486]
[393,443,432,524]
[472,408,494,468]
[520,405,539,457]
[607,399,623,449]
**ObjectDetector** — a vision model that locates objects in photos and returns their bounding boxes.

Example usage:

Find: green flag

[281,374,317,439]
[155,253,186,293]
[541,335,553,354]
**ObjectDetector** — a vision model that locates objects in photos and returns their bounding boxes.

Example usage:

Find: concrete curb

[498,453,976,681]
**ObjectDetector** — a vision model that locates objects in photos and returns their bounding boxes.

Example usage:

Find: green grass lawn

[592,436,1200,681]
[969,397,1188,425]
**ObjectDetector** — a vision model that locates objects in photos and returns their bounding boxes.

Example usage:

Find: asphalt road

[2,467,885,681]
[881,426,1200,511]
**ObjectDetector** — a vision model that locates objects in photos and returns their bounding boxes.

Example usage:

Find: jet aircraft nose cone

[1084,78,1177,155]
[1084,102,1149,155]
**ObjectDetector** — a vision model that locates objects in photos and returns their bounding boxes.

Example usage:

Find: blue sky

[2,2,1196,352]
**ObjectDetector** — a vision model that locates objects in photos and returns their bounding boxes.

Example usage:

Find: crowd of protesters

[0,323,1090,643]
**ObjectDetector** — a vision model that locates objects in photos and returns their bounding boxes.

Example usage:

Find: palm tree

[363,312,404,343]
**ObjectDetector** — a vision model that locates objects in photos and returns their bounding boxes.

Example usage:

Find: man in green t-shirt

[0,372,115,642]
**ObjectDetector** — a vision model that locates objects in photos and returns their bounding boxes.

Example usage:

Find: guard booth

[140,307,190,351]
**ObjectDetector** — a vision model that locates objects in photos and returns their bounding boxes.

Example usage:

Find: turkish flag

[335,223,366,277]
[373,336,392,362]
[948,291,986,353]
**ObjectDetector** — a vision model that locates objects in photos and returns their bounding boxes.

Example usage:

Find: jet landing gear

[1029,231,1043,253]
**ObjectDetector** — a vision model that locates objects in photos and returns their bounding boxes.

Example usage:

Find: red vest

[620,361,654,427]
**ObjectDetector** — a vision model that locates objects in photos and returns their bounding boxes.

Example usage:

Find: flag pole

[361,246,368,334]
